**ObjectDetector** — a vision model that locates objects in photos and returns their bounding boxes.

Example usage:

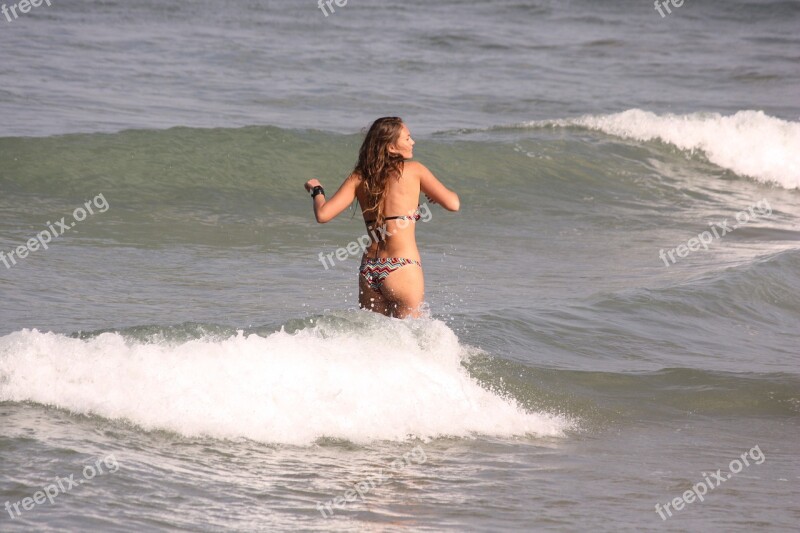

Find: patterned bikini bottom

[359,256,422,291]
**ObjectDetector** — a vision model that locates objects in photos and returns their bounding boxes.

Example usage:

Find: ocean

[1,0,799,531]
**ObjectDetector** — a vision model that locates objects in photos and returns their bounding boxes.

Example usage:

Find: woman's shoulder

[403,160,429,176]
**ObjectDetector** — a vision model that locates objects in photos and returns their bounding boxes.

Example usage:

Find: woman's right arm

[304,173,360,223]
[416,162,460,212]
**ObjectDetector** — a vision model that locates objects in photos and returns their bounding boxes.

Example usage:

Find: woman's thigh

[359,275,391,316]
[380,263,425,317]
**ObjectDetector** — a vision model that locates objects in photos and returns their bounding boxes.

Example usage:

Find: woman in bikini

[303,117,460,318]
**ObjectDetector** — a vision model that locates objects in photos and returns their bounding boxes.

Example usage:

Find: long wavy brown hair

[354,117,406,232]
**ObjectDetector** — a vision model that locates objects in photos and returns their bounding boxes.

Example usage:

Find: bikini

[359,208,422,291]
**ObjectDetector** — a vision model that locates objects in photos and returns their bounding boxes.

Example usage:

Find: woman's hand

[304,178,322,192]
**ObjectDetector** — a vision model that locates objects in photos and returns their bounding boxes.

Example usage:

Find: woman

[304,117,460,318]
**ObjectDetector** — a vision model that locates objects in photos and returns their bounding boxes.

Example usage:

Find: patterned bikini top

[364,207,421,226]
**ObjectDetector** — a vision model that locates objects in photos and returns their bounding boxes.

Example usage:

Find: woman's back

[356,162,423,261]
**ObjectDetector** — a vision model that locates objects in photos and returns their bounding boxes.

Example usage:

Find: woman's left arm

[304,173,359,223]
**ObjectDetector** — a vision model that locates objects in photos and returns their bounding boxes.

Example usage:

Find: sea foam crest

[0,318,568,445]
[536,109,800,189]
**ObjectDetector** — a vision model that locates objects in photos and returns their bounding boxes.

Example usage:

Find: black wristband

[311,186,325,198]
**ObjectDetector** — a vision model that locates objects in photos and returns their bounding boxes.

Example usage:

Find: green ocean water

[2,123,799,531]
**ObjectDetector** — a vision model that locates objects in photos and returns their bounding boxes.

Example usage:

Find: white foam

[0,318,569,445]
[535,109,800,189]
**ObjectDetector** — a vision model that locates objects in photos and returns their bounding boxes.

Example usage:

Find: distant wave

[530,109,800,190]
[0,317,569,445]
